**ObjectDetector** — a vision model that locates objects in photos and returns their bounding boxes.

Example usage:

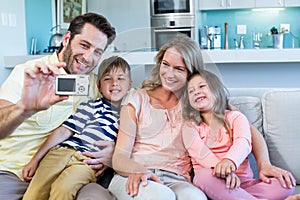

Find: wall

[24,0,151,53]
[88,0,151,51]
[0,0,27,84]
[199,7,300,49]
[205,62,300,88]
[25,0,53,54]
[1,1,300,87]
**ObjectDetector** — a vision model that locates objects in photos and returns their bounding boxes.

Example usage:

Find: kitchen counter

[94,48,300,65]
[4,48,300,68]
[201,48,300,63]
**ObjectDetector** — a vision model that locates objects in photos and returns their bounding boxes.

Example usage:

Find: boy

[22,56,132,200]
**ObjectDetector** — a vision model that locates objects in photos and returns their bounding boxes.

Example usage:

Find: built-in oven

[152,27,195,50]
[151,0,195,16]
[150,0,196,50]
[151,14,195,50]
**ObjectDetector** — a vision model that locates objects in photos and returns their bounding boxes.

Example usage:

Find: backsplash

[198,7,300,49]
[25,1,300,53]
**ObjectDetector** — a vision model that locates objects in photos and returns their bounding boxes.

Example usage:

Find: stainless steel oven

[151,0,195,16]
[151,16,195,50]
[150,0,196,50]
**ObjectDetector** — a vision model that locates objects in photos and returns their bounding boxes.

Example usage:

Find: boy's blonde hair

[97,56,131,83]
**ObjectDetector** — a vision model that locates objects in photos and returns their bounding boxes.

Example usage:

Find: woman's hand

[285,194,300,200]
[213,158,236,178]
[258,161,296,189]
[126,170,163,197]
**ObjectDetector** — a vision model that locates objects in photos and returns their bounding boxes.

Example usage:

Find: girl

[182,69,294,200]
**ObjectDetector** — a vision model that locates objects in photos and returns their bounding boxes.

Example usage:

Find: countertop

[4,48,300,68]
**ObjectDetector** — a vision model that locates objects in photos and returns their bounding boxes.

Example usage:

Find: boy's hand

[22,159,39,181]
[213,158,236,178]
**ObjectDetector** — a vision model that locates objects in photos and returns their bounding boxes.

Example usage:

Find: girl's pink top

[182,110,253,178]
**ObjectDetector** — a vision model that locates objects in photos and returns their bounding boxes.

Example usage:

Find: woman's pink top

[121,89,192,180]
[182,110,253,178]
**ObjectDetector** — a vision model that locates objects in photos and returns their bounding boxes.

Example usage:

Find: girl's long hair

[182,70,233,141]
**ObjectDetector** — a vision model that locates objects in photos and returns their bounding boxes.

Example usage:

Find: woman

[108,35,296,200]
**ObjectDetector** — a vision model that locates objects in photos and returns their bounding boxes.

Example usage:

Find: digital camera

[55,74,90,96]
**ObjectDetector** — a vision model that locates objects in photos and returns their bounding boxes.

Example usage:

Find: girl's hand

[225,172,240,190]
[214,158,236,178]
[126,170,163,197]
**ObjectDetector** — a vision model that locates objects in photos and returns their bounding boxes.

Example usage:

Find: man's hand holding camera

[20,62,69,117]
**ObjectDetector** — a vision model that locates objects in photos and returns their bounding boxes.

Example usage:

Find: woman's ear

[128,80,133,91]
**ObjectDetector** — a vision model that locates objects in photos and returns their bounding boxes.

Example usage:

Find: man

[0,13,116,200]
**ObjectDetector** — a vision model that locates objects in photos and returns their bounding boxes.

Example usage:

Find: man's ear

[62,31,71,46]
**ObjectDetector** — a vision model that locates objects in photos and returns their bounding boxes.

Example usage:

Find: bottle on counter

[239,36,245,49]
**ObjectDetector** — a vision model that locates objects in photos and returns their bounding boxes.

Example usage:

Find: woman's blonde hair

[182,69,233,141]
[141,35,204,89]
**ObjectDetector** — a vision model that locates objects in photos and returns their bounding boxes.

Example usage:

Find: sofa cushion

[262,89,300,183]
[229,96,263,133]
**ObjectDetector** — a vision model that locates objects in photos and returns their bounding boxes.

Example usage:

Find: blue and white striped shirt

[60,98,119,152]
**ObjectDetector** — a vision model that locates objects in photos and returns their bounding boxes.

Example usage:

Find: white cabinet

[199,0,255,10]
[285,0,300,7]
[255,0,284,8]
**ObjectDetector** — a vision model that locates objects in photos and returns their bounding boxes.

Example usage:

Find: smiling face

[98,67,132,108]
[159,47,188,95]
[60,23,108,74]
[187,74,215,113]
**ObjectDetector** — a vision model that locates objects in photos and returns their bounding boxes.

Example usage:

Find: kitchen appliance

[150,0,196,50]
[151,16,195,50]
[200,26,221,49]
[151,0,195,17]
[46,25,63,53]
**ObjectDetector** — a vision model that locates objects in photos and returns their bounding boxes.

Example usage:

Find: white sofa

[228,88,300,194]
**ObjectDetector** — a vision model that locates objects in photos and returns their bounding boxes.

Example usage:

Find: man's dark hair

[58,12,116,52]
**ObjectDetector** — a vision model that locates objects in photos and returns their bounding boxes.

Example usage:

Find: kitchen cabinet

[255,0,284,8]
[285,0,300,7]
[199,0,255,10]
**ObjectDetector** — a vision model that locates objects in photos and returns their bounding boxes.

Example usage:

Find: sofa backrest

[228,88,300,184]
[261,89,300,183]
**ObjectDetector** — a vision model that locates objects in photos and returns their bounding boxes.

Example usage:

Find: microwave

[150,0,195,17]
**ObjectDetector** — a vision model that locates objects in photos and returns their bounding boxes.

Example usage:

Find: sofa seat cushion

[262,89,300,183]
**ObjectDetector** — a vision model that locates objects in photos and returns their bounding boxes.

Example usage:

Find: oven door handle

[154,28,192,32]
